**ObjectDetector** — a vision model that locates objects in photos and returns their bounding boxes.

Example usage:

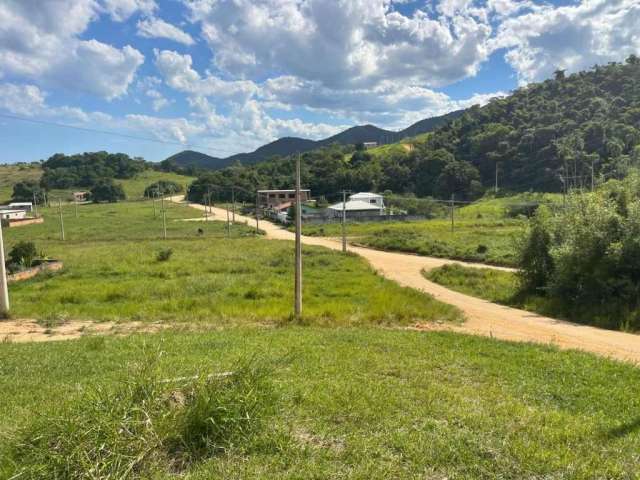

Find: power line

[0,113,239,157]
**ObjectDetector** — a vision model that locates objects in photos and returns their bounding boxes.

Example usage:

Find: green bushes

[4,358,274,478]
[156,248,173,262]
[518,173,640,330]
[90,179,126,203]
[144,180,183,198]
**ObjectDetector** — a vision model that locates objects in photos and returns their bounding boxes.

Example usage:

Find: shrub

[90,179,126,203]
[144,180,183,198]
[156,248,173,262]
[5,358,275,478]
[8,241,38,268]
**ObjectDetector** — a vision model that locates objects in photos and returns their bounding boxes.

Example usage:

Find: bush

[90,179,126,203]
[8,241,38,268]
[156,248,173,262]
[517,173,640,330]
[11,181,46,204]
[144,180,183,198]
[5,358,275,478]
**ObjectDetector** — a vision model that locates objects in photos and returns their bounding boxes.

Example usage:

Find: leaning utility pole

[58,199,65,241]
[0,217,9,317]
[161,193,167,239]
[294,154,303,319]
[341,190,348,253]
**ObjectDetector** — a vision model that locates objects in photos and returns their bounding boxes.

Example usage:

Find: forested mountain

[185,57,640,203]
[165,111,463,170]
[432,56,640,192]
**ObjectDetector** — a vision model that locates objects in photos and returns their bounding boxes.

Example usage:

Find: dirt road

[182,199,640,363]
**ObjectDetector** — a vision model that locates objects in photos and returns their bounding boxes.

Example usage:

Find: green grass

[425,264,565,320]
[3,328,640,478]
[302,218,523,266]
[0,164,42,203]
[4,200,458,325]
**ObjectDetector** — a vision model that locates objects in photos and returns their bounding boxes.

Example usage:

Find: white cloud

[0,0,145,99]
[0,83,47,116]
[493,0,640,84]
[101,0,156,21]
[154,49,258,100]
[185,0,492,90]
[137,17,195,45]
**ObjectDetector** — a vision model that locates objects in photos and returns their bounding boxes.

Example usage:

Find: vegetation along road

[180,198,640,363]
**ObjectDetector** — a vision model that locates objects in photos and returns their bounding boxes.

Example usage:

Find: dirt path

[179,198,640,363]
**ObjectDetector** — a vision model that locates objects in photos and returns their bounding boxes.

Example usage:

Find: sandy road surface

[180,198,640,363]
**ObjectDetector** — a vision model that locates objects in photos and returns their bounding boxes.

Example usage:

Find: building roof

[8,202,32,206]
[328,200,383,212]
[349,192,383,199]
[258,189,310,193]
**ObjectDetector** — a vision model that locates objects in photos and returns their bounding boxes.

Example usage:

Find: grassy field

[302,218,523,266]
[2,328,640,478]
[0,163,42,203]
[4,200,458,325]
[299,194,563,267]
[425,264,576,324]
[0,163,194,202]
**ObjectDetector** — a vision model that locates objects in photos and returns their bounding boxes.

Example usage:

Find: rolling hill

[166,110,464,170]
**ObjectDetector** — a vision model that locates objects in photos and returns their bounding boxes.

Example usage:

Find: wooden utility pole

[255,191,260,235]
[153,192,157,218]
[32,192,38,218]
[495,162,499,194]
[0,218,9,317]
[74,198,78,218]
[294,154,302,319]
[226,204,230,238]
[341,190,348,253]
[161,194,167,239]
[231,187,236,223]
[450,194,455,233]
[58,199,65,241]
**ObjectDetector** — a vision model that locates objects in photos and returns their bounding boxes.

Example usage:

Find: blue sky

[0,0,638,163]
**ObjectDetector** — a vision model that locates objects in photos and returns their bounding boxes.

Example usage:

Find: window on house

[370,199,377,204]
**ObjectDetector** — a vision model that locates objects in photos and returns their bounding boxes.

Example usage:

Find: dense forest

[185,56,640,203]
[40,152,147,190]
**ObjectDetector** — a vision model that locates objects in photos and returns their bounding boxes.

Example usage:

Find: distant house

[8,202,33,212]
[258,189,310,209]
[349,192,385,209]
[0,209,27,220]
[73,191,90,202]
[327,192,386,218]
[363,142,378,149]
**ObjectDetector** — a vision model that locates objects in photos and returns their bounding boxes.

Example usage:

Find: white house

[328,199,384,218]
[8,202,33,212]
[349,192,385,209]
[0,209,27,220]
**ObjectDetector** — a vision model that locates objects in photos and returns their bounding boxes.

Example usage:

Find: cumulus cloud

[101,0,156,21]
[0,0,145,99]
[493,0,640,84]
[154,49,258,100]
[184,0,492,89]
[137,17,195,45]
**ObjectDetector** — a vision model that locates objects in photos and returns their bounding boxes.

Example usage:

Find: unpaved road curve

[179,198,640,364]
